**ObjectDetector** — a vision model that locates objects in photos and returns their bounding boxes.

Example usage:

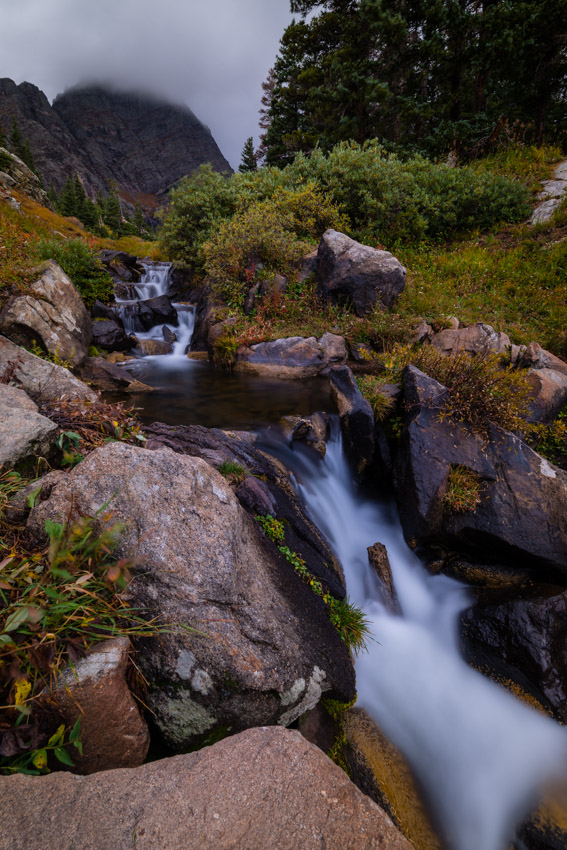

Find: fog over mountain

[0,0,294,168]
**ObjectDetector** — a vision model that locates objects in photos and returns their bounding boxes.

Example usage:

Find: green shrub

[407,347,533,433]
[0,148,12,174]
[34,238,114,308]
[218,460,248,485]
[202,185,345,307]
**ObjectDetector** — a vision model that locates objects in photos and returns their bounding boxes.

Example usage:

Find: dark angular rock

[461,587,567,722]
[91,299,121,323]
[162,326,177,344]
[97,251,145,283]
[316,229,406,316]
[92,319,131,352]
[367,543,400,614]
[393,365,567,582]
[78,357,153,393]
[329,365,375,475]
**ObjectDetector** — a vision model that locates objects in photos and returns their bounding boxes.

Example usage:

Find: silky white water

[273,422,567,850]
[114,262,195,359]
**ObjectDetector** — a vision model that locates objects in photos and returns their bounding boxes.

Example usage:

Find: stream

[114,262,567,850]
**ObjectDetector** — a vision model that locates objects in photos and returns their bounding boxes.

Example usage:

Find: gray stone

[0,336,97,403]
[316,229,406,316]
[0,261,92,367]
[526,368,567,423]
[367,542,400,614]
[26,442,355,750]
[0,385,57,472]
[92,319,131,352]
[530,161,567,224]
[0,727,412,850]
[77,357,153,393]
[236,333,346,379]
[431,322,511,356]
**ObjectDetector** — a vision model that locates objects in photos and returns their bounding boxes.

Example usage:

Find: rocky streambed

[1,242,567,850]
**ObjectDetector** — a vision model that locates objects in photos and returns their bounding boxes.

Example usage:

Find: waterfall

[113,261,195,359]
[263,421,567,850]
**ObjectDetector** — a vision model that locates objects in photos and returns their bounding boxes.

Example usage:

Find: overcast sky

[0,0,296,168]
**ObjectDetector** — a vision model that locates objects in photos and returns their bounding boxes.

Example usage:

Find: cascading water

[113,261,195,358]
[262,420,567,850]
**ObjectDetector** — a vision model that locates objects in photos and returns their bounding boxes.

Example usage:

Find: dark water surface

[107,356,335,430]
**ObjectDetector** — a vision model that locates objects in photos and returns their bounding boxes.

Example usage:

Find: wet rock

[236,333,346,379]
[367,543,400,613]
[48,637,150,774]
[344,708,440,850]
[235,476,276,516]
[113,282,138,301]
[0,336,97,403]
[162,326,177,344]
[330,365,375,475]
[521,785,567,850]
[134,338,173,356]
[92,319,131,352]
[316,229,406,316]
[290,411,331,457]
[393,365,567,582]
[0,726,412,850]
[77,357,153,393]
[27,442,354,750]
[90,299,121,322]
[122,294,178,332]
[460,586,567,722]
[430,322,511,356]
[0,260,92,367]
[0,385,57,473]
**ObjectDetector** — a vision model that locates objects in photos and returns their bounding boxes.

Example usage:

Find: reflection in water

[108,358,335,431]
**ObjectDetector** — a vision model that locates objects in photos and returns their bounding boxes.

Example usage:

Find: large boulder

[48,637,150,774]
[0,726,412,850]
[0,260,92,367]
[97,250,145,282]
[26,442,355,750]
[236,333,347,379]
[393,365,567,582]
[0,336,97,403]
[461,587,567,723]
[0,385,57,472]
[316,229,406,316]
[330,365,375,474]
[518,342,567,424]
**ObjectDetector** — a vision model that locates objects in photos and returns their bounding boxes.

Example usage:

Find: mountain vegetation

[262,0,567,165]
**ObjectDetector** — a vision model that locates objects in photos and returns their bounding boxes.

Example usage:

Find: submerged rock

[0,260,92,367]
[26,442,355,750]
[316,229,406,316]
[0,726,412,850]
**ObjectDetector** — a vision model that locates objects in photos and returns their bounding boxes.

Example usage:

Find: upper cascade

[0,78,231,201]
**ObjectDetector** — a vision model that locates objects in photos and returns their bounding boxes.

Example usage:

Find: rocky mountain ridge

[0,78,231,203]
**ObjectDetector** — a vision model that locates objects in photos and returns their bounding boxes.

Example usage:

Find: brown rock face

[0,78,231,200]
[49,637,150,774]
[430,323,511,356]
[0,261,92,367]
[0,727,413,850]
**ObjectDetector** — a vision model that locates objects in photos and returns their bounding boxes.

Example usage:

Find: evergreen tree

[264,0,567,159]
[102,181,123,234]
[239,137,258,172]
[133,203,146,235]
[0,125,5,149]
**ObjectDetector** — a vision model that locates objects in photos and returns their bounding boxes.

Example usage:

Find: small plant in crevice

[356,375,396,422]
[218,460,248,485]
[256,514,369,654]
[526,407,567,469]
[443,465,482,513]
[321,695,357,775]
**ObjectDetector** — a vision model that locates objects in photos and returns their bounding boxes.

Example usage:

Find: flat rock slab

[0,336,97,403]
[0,727,412,850]
[236,332,346,378]
[0,384,57,472]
